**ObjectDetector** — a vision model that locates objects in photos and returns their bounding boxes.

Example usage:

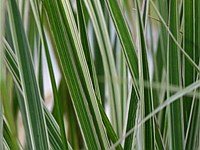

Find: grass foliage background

[0,0,200,149]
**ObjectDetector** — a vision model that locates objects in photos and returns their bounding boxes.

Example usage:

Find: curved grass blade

[7,0,50,148]
[112,80,200,149]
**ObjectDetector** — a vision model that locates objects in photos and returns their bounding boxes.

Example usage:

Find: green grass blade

[3,119,20,150]
[61,81,81,150]
[195,0,200,64]
[103,0,139,85]
[119,50,128,130]
[124,87,138,150]
[42,0,107,149]
[142,0,149,29]
[102,0,140,148]
[4,39,21,89]
[37,41,44,99]
[75,3,107,146]
[157,0,168,67]
[183,0,195,129]
[2,75,19,150]
[44,106,73,150]
[168,0,184,149]
[57,0,111,148]
[152,0,168,106]
[76,2,123,149]
[4,39,72,150]
[77,2,123,149]
[7,0,50,148]
[185,86,200,150]
[97,100,123,150]
[14,87,34,149]
[29,1,69,148]
[185,0,200,148]
[154,119,165,150]
[135,1,155,149]
[83,0,122,134]
[26,7,38,56]
[93,32,105,106]
[77,0,101,101]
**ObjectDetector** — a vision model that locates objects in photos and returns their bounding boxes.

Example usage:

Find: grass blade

[77,0,101,101]
[29,1,68,148]
[183,0,195,129]
[2,74,19,150]
[102,1,140,148]
[37,41,44,99]
[57,0,111,148]
[168,0,184,149]
[7,0,50,148]
[135,1,155,149]
[185,0,200,148]
[124,87,138,150]
[3,119,20,149]
[119,50,128,130]
[103,0,139,85]
[142,0,150,30]
[42,0,109,148]
[83,0,122,134]
[76,2,123,149]
[4,39,72,150]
